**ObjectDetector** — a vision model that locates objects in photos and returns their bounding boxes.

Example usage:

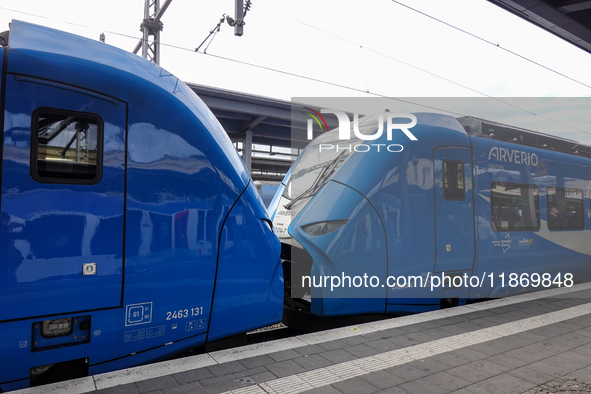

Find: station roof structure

[188,83,341,182]
[488,0,591,54]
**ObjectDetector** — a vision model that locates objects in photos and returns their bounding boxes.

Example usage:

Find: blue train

[270,112,591,319]
[0,21,282,390]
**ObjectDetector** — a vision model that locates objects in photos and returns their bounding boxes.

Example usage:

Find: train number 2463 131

[166,307,203,320]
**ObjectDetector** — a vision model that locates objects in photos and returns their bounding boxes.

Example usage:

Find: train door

[0,76,126,321]
[433,148,475,275]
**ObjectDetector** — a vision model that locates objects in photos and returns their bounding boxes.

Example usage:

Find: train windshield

[283,114,381,208]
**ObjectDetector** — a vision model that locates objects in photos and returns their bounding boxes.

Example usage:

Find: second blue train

[270,112,591,318]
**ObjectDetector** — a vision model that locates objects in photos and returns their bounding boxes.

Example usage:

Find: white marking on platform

[93,353,217,389]
[210,336,306,364]
[9,282,591,393]
[6,377,95,394]
[224,302,591,394]
[298,282,591,346]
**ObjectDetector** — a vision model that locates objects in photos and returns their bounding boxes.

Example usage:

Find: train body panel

[290,180,388,316]
[433,147,475,274]
[273,112,591,320]
[470,136,591,299]
[0,21,282,389]
[7,20,249,194]
[208,181,282,341]
[1,77,127,320]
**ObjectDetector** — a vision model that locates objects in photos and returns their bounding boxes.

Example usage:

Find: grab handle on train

[261,218,274,233]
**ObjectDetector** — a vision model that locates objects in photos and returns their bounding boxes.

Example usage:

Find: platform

[11,283,591,394]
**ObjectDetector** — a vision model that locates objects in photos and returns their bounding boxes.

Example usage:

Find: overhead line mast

[131,0,254,171]
[133,0,173,64]
[133,0,250,65]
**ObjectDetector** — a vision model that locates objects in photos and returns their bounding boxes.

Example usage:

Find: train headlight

[301,220,348,237]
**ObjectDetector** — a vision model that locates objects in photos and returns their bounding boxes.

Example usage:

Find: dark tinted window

[443,160,465,200]
[491,181,539,231]
[31,109,102,184]
[547,187,584,231]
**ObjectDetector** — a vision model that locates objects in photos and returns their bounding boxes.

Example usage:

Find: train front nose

[206,181,284,341]
[287,180,388,317]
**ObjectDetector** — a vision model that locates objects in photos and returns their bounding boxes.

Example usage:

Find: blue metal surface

[208,181,282,341]
[1,78,126,319]
[0,46,3,103]
[470,137,591,299]
[272,112,591,319]
[291,180,387,316]
[268,167,291,221]
[433,148,475,273]
[0,21,282,390]
[7,20,249,192]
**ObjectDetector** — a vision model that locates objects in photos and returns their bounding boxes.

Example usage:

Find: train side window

[490,181,539,231]
[547,187,584,231]
[31,108,103,184]
[442,160,465,200]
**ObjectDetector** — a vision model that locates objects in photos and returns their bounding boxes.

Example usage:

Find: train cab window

[31,109,103,184]
[547,187,584,231]
[490,181,539,231]
[442,160,465,200]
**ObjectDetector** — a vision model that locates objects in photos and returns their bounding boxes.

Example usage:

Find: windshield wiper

[284,150,347,210]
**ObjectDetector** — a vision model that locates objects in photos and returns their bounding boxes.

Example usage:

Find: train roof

[3,20,178,102]
[457,116,591,159]
[2,19,250,191]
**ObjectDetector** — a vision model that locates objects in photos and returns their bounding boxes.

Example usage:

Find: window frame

[30,107,104,185]
[490,181,540,232]
[442,159,466,201]
[546,186,585,231]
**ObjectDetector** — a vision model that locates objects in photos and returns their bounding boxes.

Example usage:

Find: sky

[1,0,591,143]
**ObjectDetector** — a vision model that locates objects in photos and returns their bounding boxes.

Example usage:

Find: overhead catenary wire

[389,0,591,91]
[287,17,591,137]
[198,50,591,139]
[0,7,472,118]
[2,3,590,93]
[199,51,472,117]
[243,0,252,18]
[289,17,539,114]
[195,14,226,53]
[290,17,493,100]
[1,5,590,137]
